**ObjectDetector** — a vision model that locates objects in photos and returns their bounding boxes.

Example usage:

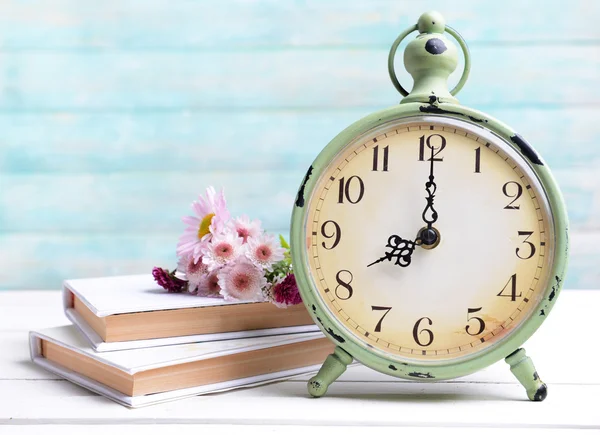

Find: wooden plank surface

[0,107,597,173]
[0,290,598,429]
[1,427,588,435]
[1,380,597,427]
[0,1,598,291]
[0,46,598,110]
[0,0,598,49]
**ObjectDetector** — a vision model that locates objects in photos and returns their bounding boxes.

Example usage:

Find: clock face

[304,116,554,362]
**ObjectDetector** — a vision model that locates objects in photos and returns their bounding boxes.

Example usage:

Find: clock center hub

[418,226,441,250]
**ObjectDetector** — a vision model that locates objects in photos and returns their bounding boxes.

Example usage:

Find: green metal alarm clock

[290,11,568,401]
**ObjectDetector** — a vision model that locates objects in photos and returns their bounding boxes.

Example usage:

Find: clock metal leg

[505,348,547,402]
[307,346,353,398]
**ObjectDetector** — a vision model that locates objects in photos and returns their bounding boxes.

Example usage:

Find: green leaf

[279,234,290,250]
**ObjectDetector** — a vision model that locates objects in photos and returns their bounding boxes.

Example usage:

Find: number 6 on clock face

[301,116,555,362]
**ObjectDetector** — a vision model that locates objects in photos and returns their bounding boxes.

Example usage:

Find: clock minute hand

[421,144,439,230]
[367,235,418,268]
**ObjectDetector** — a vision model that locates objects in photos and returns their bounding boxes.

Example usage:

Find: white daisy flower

[229,215,262,244]
[245,232,285,271]
[177,255,209,294]
[217,258,266,302]
[197,269,222,298]
[202,230,244,272]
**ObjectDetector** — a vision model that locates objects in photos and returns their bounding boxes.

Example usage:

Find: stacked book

[30,274,330,407]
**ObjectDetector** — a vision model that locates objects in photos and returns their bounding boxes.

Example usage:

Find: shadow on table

[320,391,524,402]
[279,380,526,402]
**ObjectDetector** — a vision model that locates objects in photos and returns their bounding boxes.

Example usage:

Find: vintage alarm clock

[290,11,568,401]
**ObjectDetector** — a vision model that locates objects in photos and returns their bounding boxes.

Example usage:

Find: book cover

[63,274,318,351]
[30,325,331,408]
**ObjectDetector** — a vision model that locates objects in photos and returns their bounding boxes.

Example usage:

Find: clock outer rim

[290,101,569,381]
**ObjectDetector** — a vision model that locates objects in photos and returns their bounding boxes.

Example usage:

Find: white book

[63,274,318,352]
[30,325,332,408]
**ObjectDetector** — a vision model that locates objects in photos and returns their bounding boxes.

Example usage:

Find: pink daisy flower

[197,270,222,298]
[218,259,266,302]
[202,231,244,271]
[176,187,230,263]
[177,255,209,294]
[245,233,285,271]
[229,215,262,244]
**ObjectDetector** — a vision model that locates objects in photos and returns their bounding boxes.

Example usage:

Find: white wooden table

[1,290,599,434]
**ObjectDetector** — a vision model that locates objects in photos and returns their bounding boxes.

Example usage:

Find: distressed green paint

[291,101,569,387]
[308,346,353,398]
[506,348,548,401]
[291,12,569,400]
[389,11,470,103]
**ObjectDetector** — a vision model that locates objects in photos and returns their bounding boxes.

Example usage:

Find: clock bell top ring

[388,11,472,105]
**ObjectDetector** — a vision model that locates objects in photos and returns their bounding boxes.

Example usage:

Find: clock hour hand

[367,235,418,268]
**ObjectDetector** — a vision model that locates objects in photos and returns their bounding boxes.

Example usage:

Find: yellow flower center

[197,213,215,239]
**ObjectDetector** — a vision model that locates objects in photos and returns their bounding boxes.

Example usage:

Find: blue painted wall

[0,1,598,289]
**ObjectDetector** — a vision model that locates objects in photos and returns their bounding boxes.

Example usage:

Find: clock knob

[402,11,459,104]
[388,11,471,104]
[417,10,446,34]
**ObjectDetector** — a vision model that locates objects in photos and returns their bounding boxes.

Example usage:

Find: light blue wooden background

[0,1,598,290]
